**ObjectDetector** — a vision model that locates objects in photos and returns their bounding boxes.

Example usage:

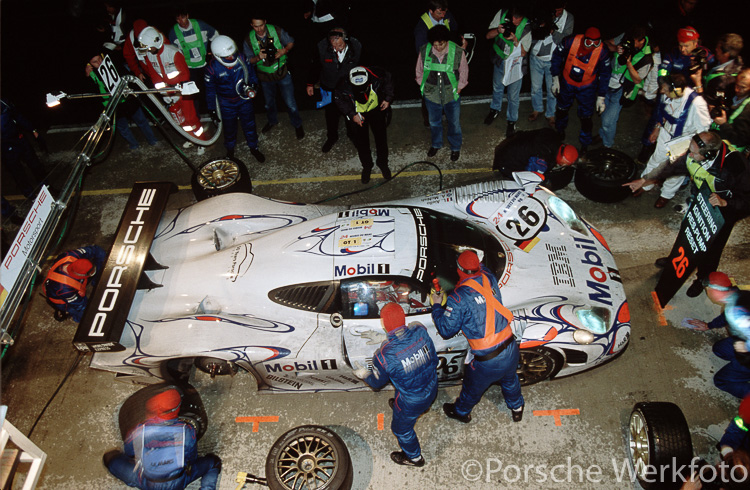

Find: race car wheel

[118,382,208,441]
[629,402,693,490]
[266,425,352,490]
[542,166,575,191]
[574,148,638,203]
[517,346,564,386]
[194,357,239,378]
[191,157,252,201]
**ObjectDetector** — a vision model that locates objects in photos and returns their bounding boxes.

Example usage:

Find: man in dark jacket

[306,27,362,153]
[335,66,394,183]
[353,302,438,467]
[493,127,578,179]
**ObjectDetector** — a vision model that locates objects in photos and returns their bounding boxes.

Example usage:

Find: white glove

[361,330,387,345]
[352,361,370,380]
[596,96,606,114]
[551,76,560,97]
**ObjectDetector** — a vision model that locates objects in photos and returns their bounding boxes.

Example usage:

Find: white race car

[74,172,630,391]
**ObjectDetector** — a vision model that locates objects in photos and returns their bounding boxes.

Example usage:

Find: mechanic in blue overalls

[430,250,524,423]
[352,302,438,467]
[204,35,265,163]
[44,245,106,322]
[718,394,750,465]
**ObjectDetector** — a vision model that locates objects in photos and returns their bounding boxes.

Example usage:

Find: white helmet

[138,26,163,50]
[212,35,238,67]
[349,66,369,87]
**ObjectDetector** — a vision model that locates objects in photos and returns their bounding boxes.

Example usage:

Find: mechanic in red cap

[44,245,106,322]
[431,250,524,424]
[352,302,438,467]
[105,387,223,489]
[492,127,577,181]
[550,26,612,156]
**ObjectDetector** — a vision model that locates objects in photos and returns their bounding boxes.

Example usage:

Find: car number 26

[495,196,547,242]
[437,351,466,379]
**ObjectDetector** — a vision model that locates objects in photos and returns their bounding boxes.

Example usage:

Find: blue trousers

[455,341,524,416]
[599,86,624,148]
[391,387,437,460]
[260,73,302,128]
[713,337,750,399]
[490,61,522,122]
[424,97,462,152]
[117,107,158,149]
[219,98,258,151]
[530,55,556,118]
[555,81,596,146]
[107,453,221,490]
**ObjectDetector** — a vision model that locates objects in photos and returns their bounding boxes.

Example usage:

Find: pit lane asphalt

[2,98,749,489]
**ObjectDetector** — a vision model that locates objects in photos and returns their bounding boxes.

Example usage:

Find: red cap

[133,19,148,38]
[706,271,732,291]
[68,259,94,279]
[380,302,405,332]
[584,27,601,41]
[740,394,750,424]
[556,144,578,166]
[677,26,699,43]
[146,389,181,420]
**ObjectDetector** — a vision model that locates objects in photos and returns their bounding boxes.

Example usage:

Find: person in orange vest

[44,245,106,322]
[430,250,524,423]
[550,26,612,155]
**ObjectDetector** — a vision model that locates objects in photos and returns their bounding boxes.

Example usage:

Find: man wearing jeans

[243,16,304,140]
[416,24,468,162]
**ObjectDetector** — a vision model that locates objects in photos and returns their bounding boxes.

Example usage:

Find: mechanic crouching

[431,250,524,423]
[44,245,106,322]
[352,302,438,467]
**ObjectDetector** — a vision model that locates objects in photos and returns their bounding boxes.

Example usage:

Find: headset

[658,70,685,98]
[692,134,719,160]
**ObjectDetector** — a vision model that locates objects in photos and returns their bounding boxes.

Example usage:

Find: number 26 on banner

[672,247,689,278]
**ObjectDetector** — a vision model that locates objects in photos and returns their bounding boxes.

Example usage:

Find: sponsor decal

[574,237,612,306]
[338,237,363,248]
[334,263,390,277]
[265,374,303,390]
[265,359,338,373]
[227,244,253,282]
[401,345,432,374]
[547,244,575,287]
[413,209,428,282]
[350,218,373,227]
[338,209,391,218]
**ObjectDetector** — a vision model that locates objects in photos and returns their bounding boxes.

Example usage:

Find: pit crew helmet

[146,388,182,420]
[212,35,239,67]
[68,259,95,279]
[138,26,164,51]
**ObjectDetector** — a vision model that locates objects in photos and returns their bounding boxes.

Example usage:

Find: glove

[429,290,446,306]
[351,361,370,380]
[681,318,708,331]
[209,110,221,126]
[551,76,560,97]
[361,330,387,345]
[596,96,606,114]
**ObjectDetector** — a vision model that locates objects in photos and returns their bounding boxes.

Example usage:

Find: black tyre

[517,346,564,386]
[574,148,638,203]
[542,166,575,191]
[266,425,352,490]
[191,157,252,201]
[118,382,208,441]
[629,402,693,490]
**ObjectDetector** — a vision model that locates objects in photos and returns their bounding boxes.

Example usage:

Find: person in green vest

[416,24,469,162]
[85,54,158,150]
[168,5,218,114]
[484,7,532,137]
[598,24,653,148]
[243,15,304,140]
[708,69,750,152]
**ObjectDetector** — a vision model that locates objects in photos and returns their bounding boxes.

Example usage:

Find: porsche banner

[73,182,175,352]
[654,184,725,307]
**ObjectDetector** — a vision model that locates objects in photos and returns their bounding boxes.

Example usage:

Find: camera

[530,14,555,41]
[501,19,515,39]
[618,39,635,65]
[262,38,277,66]
[689,47,708,74]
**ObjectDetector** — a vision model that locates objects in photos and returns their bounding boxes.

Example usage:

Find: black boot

[379,164,392,180]
[506,121,516,137]
[361,166,372,184]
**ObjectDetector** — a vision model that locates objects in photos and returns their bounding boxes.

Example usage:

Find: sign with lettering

[655,184,725,307]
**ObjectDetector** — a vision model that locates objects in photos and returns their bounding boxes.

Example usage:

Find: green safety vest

[420,42,459,102]
[710,96,750,152]
[492,12,527,60]
[89,70,125,107]
[612,37,652,100]
[173,19,207,68]
[355,86,379,113]
[686,155,719,192]
[420,12,450,31]
[248,24,287,73]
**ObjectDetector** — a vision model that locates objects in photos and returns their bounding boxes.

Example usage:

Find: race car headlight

[575,306,611,335]
[573,329,595,344]
[548,196,588,235]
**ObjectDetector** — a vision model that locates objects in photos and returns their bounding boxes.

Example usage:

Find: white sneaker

[197,146,205,155]
[182,141,194,149]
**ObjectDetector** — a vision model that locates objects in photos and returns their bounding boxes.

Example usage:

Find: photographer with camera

[598,25,653,148]
[660,27,714,91]
[527,1,574,126]
[708,69,750,152]
[243,16,304,140]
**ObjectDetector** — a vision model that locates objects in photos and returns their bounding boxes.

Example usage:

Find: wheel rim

[276,434,340,489]
[517,349,554,385]
[197,160,241,190]
[583,150,633,181]
[629,411,650,480]
[194,358,238,377]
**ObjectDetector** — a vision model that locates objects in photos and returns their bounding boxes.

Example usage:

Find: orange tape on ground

[651,290,674,326]
[235,415,280,432]
[532,409,580,426]
[378,413,384,431]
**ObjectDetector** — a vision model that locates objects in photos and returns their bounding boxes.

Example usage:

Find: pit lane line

[4,167,493,201]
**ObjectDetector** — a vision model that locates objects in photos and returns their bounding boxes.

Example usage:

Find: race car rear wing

[73,182,176,352]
